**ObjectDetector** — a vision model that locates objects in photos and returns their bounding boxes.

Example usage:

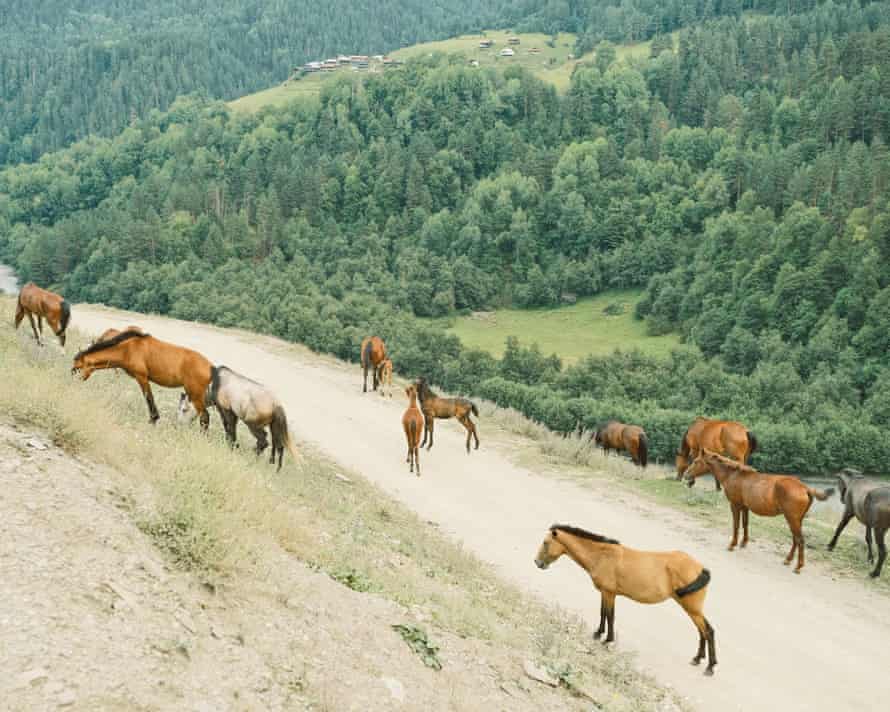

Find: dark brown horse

[828,469,890,578]
[594,421,648,467]
[72,329,213,428]
[402,385,424,476]
[535,524,716,675]
[676,417,757,491]
[361,336,387,393]
[415,377,479,453]
[684,451,832,573]
[15,282,71,347]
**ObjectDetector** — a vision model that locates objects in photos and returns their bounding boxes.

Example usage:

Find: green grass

[443,290,681,364]
[227,73,327,112]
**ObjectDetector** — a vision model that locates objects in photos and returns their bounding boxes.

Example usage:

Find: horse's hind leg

[459,416,472,453]
[866,525,874,563]
[424,418,435,451]
[870,527,887,578]
[783,513,804,572]
[593,595,606,640]
[828,511,854,551]
[682,599,716,675]
[601,591,616,644]
[740,508,750,547]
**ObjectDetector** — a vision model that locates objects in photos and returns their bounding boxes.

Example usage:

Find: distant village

[295,35,549,78]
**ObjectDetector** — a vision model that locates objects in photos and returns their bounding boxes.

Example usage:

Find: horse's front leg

[425,417,435,451]
[133,375,160,423]
[866,525,874,563]
[26,313,41,344]
[593,595,606,640]
[740,508,750,547]
[729,505,740,551]
[362,364,368,393]
[601,591,617,644]
[871,528,887,578]
[219,407,238,447]
[247,423,269,457]
[827,511,854,551]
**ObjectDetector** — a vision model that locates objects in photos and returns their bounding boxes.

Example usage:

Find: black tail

[362,339,372,369]
[58,300,71,334]
[207,365,221,407]
[270,405,297,471]
[638,433,648,468]
[470,402,479,417]
[408,419,417,444]
[746,430,758,462]
[675,568,710,597]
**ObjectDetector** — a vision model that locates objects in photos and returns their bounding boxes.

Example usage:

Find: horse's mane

[75,329,149,359]
[217,365,264,386]
[416,377,437,399]
[551,524,619,545]
[705,451,756,474]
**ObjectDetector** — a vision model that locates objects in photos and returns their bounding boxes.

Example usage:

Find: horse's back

[616,547,703,602]
[864,487,890,526]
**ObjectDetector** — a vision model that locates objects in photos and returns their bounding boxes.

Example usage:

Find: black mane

[551,524,619,545]
[75,329,149,359]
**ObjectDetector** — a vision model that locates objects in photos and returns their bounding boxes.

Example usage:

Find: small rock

[523,660,558,687]
[334,473,352,483]
[26,438,48,451]
[56,691,76,707]
[175,610,197,634]
[17,668,48,688]
[381,677,405,704]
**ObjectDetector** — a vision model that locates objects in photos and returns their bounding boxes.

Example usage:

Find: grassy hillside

[227,73,327,112]
[443,291,682,364]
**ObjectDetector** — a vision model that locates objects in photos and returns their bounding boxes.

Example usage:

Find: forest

[3,1,890,475]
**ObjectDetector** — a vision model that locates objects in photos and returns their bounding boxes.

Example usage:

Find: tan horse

[594,421,648,467]
[402,385,424,476]
[684,451,832,573]
[676,417,757,491]
[377,358,393,398]
[534,524,716,675]
[72,329,212,428]
[360,336,387,393]
[15,282,71,346]
[415,377,479,453]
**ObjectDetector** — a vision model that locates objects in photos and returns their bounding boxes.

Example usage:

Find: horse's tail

[362,339,372,369]
[807,486,834,502]
[470,402,479,417]
[408,418,418,446]
[746,430,758,462]
[14,292,24,327]
[675,568,710,597]
[638,433,648,468]
[58,300,71,334]
[271,405,299,465]
[207,365,221,407]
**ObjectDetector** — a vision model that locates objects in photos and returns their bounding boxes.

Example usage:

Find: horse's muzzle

[534,559,548,570]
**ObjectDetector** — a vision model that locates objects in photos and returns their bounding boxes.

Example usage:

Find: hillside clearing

[441,290,682,363]
[0,299,675,711]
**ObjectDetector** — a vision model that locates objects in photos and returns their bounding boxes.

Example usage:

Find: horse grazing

[828,469,890,578]
[676,417,757,491]
[360,336,387,393]
[534,524,716,675]
[402,385,424,476]
[415,377,479,453]
[378,358,394,398]
[72,329,212,428]
[179,366,298,471]
[15,282,71,347]
[594,421,648,467]
[684,450,832,573]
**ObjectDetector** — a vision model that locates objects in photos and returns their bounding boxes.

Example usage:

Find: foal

[377,358,393,398]
[415,377,479,453]
[684,450,832,573]
[534,524,716,675]
[402,385,424,475]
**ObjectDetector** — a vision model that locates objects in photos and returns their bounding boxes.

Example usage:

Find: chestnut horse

[361,336,387,393]
[415,377,479,453]
[534,524,716,675]
[676,417,757,491]
[684,451,832,573]
[72,329,212,428]
[402,385,424,475]
[15,282,71,346]
[378,358,394,398]
[594,421,648,467]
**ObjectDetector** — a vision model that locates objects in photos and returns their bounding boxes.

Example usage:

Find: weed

[391,624,442,670]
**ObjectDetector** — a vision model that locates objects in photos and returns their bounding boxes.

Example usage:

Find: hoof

[705,667,715,677]
[793,568,802,574]
[783,559,791,566]
[869,571,879,579]
[593,631,603,641]
[690,658,701,667]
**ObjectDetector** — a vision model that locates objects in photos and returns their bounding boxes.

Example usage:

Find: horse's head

[835,468,863,502]
[178,392,198,423]
[683,450,716,487]
[71,351,95,380]
[534,527,568,570]
[405,384,417,401]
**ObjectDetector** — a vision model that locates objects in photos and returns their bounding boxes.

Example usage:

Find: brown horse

[684,451,832,573]
[676,417,757,491]
[14,282,71,347]
[594,421,648,467]
[534,524,716,675]
[415,377,479,453]
[402,385,424,476]
[72,329,213,428]
[361,336,387,393]
[377,358,393,398]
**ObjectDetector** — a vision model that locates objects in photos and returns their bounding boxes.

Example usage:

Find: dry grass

[0,298,682,711]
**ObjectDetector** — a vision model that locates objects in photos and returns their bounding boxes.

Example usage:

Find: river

[0,263,19,295]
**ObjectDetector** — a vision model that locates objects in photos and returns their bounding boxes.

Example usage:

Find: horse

[534,524,716,675]
[828,469,890,578]
[360,336,387,393]
[415,377,479,453]
[402,385,424,476]
[676,417,757,491]
[684,450,832,573]
[72,329,212,428]
[377,358,394,398]
[14,282,71,347]
[593,421,648,467]
[178,366,298,471]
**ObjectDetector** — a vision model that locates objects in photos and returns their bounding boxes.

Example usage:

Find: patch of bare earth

[0,422,589,712]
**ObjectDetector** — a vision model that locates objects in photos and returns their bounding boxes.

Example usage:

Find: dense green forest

[4,1,890,475]
[0,0,529,166]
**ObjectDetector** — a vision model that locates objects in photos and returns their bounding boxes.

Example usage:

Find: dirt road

[71,306,890,712]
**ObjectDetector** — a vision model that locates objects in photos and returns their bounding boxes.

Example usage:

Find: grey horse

[827,468,890,578]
